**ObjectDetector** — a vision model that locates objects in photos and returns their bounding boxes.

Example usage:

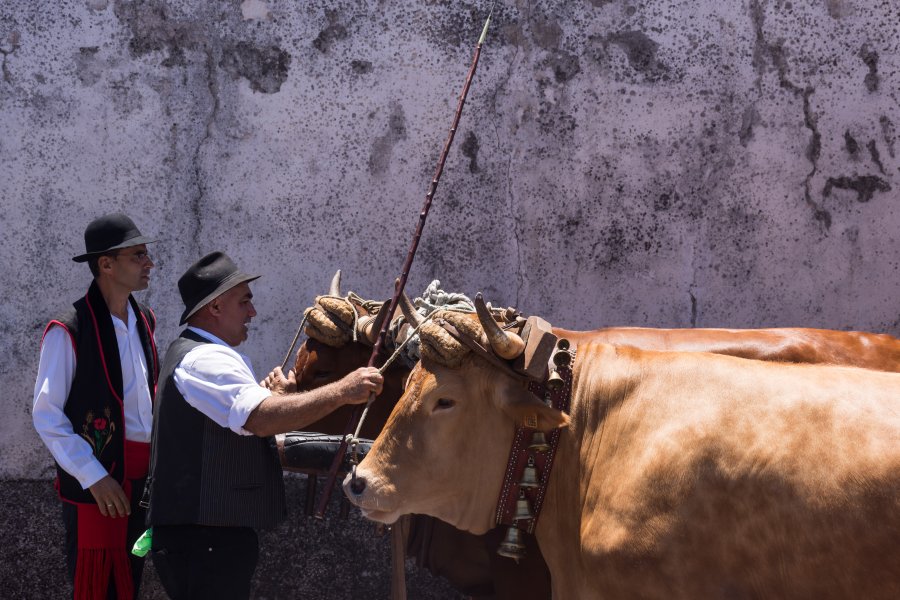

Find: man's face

[100,244,154,292]
[210,282,257,347]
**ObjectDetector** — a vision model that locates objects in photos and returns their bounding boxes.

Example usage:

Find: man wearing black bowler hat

[33,212,159,599]
[146,251,383,599]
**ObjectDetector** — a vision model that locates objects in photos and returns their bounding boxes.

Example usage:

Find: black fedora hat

[178,251,260,325]
[72,212,155,262]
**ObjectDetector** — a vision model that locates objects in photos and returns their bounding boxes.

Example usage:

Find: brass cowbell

[529,430,550,452]
[519,456,539,488]
[547,343,571,391]
[497,525,526,560]
[513,491,534,521]
[546,368,564,390]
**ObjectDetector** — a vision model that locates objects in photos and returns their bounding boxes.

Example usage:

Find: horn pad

[302,296,358,347]
[418,311,484,368]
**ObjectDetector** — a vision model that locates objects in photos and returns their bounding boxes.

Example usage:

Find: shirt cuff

[79,461,110,490]
[229,385,272,435]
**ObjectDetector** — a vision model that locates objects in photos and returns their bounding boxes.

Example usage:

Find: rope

[280,311,310,372]
[386,280,476,369]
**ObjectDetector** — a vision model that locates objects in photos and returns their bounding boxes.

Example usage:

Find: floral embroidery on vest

[80,407,116,458]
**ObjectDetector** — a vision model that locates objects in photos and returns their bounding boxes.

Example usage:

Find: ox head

[292,271,399,438]
[299,270,390,348]
[295,270,387,392]
[344,299,569,534]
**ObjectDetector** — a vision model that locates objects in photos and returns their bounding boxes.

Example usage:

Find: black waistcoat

[47,281,159,503]
[147,330,286,529]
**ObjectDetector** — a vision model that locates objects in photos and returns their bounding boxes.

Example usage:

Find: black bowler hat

[178,251,260,325]
[72,212,155,262]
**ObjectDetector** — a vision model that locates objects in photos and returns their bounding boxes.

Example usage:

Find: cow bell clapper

[553,345,572,367]
[314,7,495,518]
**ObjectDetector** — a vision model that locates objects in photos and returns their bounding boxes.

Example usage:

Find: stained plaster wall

[0,0,897,596]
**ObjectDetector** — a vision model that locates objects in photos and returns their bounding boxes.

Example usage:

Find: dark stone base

[0,477,463,599]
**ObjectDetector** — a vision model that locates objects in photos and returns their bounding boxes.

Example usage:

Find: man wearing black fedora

[33,212,159,599]
[146,251,383,598]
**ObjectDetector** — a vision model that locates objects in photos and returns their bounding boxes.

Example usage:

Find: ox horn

[329,270,342,297]
[398,289,424,329]
[475,293,525,360]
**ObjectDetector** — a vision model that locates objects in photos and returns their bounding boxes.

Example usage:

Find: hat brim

[72,236,157,262]
[179,272,261,325]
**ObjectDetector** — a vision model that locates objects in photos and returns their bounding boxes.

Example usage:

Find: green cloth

[131,528,152,557]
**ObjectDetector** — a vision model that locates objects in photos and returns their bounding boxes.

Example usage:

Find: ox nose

[348,475,366,496]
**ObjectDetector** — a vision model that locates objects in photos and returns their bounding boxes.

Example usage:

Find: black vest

[147,330,286,528]
[47,281,159,503]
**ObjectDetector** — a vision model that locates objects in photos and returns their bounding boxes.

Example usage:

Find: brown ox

[290,280,900,598]
[344,307,900,599]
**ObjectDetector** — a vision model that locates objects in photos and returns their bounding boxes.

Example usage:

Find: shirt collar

[185,326,255,372]
[186,326,232,348]
[112,302,136,331]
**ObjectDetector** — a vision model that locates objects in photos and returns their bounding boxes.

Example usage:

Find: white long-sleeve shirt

[33,303,154,489]
[173,327,271,436]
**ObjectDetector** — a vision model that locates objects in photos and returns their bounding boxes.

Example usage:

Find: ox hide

[299,291,899,599]
[346,332,900,599]
[556,326,900,372]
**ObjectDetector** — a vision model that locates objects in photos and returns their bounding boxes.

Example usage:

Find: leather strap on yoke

[435,319,530,382]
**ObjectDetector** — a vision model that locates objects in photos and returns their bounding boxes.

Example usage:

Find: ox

[344,304,900,599]
[289,277,900,598]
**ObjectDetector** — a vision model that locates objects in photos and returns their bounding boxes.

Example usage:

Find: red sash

[74,441,150,600]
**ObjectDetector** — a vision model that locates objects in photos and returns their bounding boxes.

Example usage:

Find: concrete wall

[1,0,897,596]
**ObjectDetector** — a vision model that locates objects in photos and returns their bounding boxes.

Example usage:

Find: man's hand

[338,367,384,405]
[245,367,386,437]
[88,475,130,518]
[261,366,297,394]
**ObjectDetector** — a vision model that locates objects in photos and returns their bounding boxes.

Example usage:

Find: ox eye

[434,398,455,411]
[313,371,331,381]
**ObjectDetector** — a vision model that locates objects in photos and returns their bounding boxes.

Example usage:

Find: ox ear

[499,388,569,433]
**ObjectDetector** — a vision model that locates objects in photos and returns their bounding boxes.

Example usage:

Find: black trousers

[150,524,258,600]
[62,477,148,600]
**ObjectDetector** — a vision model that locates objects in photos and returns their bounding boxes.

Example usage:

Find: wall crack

[0,30,20,84]
[190,49,221,252]
[489,12,524,306]
[750,0,830,230]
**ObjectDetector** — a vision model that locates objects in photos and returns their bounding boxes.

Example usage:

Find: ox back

[540,343,900,598]
[292,317,900,599]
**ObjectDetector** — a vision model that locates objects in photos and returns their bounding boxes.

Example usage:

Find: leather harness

[435,316,576,538]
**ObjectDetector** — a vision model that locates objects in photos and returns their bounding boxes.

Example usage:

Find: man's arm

[33,326,130,518]
[244,367,383,437]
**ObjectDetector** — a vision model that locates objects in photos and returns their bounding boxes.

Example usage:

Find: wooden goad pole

[315,9,494,518]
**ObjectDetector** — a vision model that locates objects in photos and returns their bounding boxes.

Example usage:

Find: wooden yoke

[512,316,557,381]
